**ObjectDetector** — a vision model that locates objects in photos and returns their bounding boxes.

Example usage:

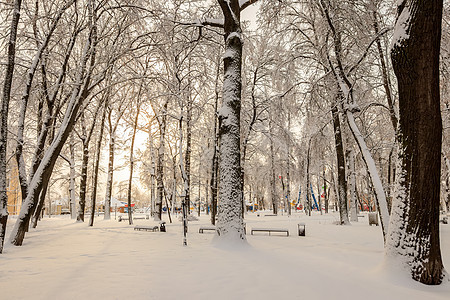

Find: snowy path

[1,212,449,300]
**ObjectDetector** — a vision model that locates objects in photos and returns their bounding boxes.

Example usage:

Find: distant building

[7,162,21,215]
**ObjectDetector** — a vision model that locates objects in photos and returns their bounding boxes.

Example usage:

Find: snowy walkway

[1,212,449,300]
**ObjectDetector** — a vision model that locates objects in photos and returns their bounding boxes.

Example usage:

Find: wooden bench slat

[134,225,159,232]
[250,228,289,236]
[199,226,216,233]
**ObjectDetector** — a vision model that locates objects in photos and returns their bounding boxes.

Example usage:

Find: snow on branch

[239,0,260,12]
[178,18,224,29]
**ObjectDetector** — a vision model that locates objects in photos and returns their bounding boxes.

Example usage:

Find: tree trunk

[348,149,358,222]
[345,110,390,236]
[322,0,389,235]
[30,187,47,228]
[77,139,89,222]
[14,3,72,204]
[323,165,329,213]
[89,101,107,226]
[184,97,192,214]
[69,133,77,219]
[269,119,278,215]
[372,10,398,134]
[10,0,98,246]
[286,112,292,215]
[104,108,116,220]
[210,118,219,225]
[149,134,156,218]
[331,104,350,225]
[306,138,312,216]
[210,59,220,226]
[127,99,141,225]
[444,155,450,213]
[0,0,22,254]
[155,100,168,221]
[387,0,444,285]
[216,0,246,239]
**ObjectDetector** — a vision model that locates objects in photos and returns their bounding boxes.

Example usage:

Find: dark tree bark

[0,0,22,253]
[10,0,98,245]
[210,59,220,225]
[305,138,312,216]
[154,99,168,221]
[323,165,328,213]
[210,112,219,226]
[321,0,390,236]
[331,103,350,225]
[89,100,107,226]
[241,65,260,218]
[387,0,445,285]
[14,2,74,204]
[104,102,126,220]
[184,96,192,214]
[126,96,142,225]
[269,119,278,215]
[69,133,76,219]
[30,186,47,228]
[104,110,115,220]
[77,110,99,222]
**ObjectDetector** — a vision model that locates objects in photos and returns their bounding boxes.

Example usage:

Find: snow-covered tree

[386,0,445,285]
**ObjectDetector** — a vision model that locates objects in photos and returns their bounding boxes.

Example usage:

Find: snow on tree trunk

[14,3,71,204]
[69,133,77,219]
[348,149,358,222]
[386,0,445,285]
[0,0,22,253]
[10,5,97,245]
[155,100,168,221]
[345,110,389,237]
[216,0,246,240]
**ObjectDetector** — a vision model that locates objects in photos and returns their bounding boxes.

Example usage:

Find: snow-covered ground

[1,211,449,300]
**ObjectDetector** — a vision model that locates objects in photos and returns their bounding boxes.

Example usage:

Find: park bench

[199,226,216,233]
[134,225,159,232]
[199,224,247,234]
[251,228,289,236]
[118,215,149,222]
